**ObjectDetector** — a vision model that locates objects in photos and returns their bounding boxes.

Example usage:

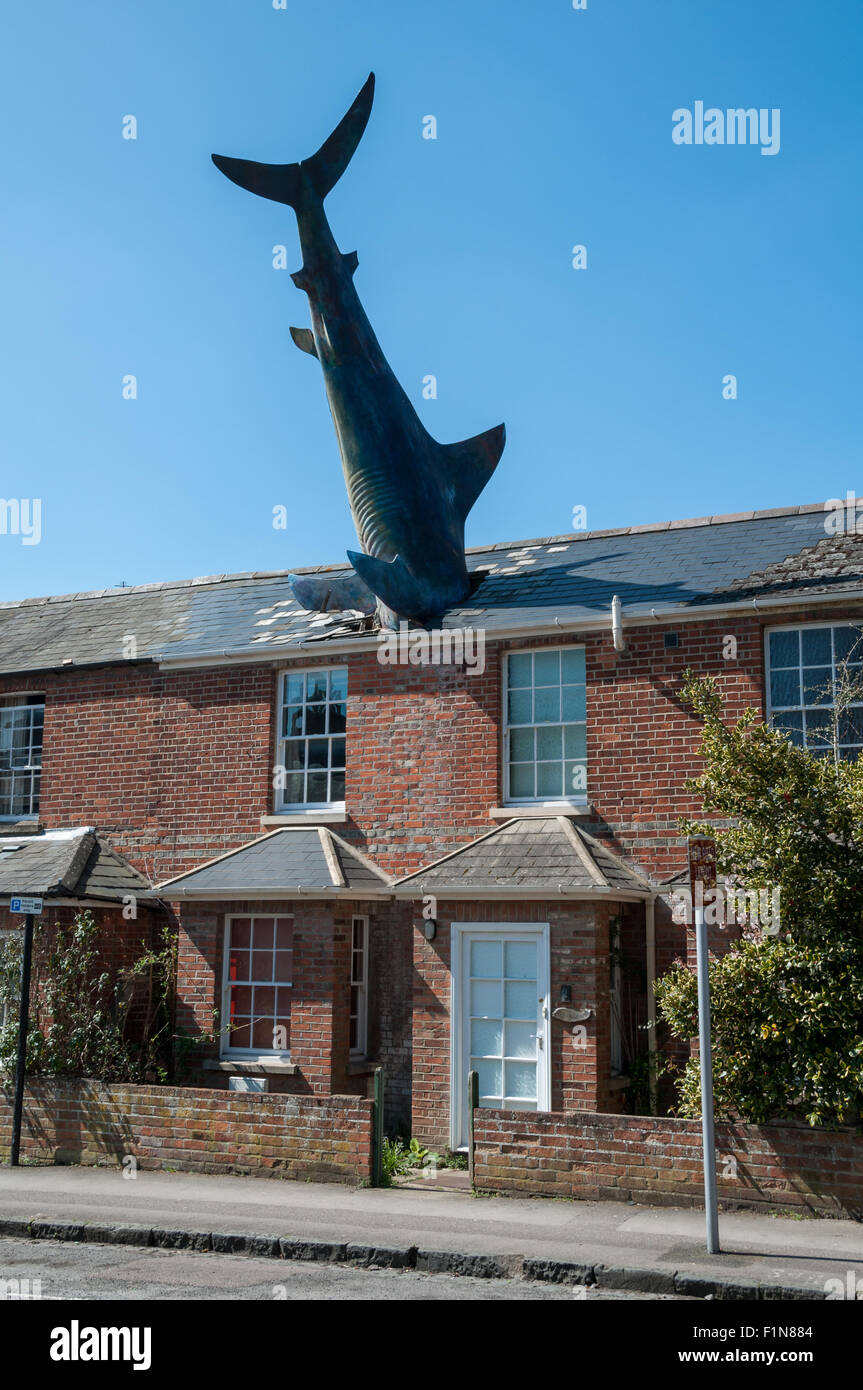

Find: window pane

[329,668,348,702]
[307,739,329,769]
[504,981,536,1019]
[330,771,345,801]
[562,648,585,683]
[283,706,303,738]
[252,950,273,980]
[510,727,533,761]
[509,763,534,798]
[471,1019,503,1056]
[769,630,799,669]
[230,1019,251,1050]
[564,725,587,760]
[534,687,560,723]
[329,702,347,734]
[533,651,560,686]
[536,761,563,797]
[565,760,587,794]
[505,1021,536,1059]
[231,918,251,949]
[307,771,328,802]
[471,940,501,977]
[283,673,304,704]
[252,919,275,950]
[275,918,293,949]
[536,725,562,760]
[801,628,832,666]
[231,984,252,1014]
[228,950,249,981]
[256,985,276,1016]
[252,1016,276,1050]
[773,711,804,746]
[473,1058,502,1098]
[274,951,293,982]
[505,1061,537,1100]
[562,685,586,722]
[305,704,326,735]
[507,688,532,724]
[770,670,800,708]
[283,740,305,770]
[802,668,832,705]
[839,708,863,744]
[834,626,863,665]
[508,654,532,688]
[281,772,304,804]
[306,672,328,702]
[471,980,500,1016]
[330,737,346,768]
[504,942,536,980]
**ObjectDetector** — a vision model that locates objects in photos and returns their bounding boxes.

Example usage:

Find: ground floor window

[222,915,293,1058]
[349,915,368,1056]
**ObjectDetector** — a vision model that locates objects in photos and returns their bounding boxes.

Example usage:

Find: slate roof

[1,504,862,675]
[392,817,654,898]
[0,829,153,903]
[156,827,391,899]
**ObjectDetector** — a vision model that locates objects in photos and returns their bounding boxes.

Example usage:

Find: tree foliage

[655,669,863,1127]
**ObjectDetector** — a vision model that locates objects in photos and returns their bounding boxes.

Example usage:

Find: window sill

[490,803,592,820]
[262,810,347,826]
[347,1058,380,1075]
[204,1059,299,1076]
[0,819,41,834]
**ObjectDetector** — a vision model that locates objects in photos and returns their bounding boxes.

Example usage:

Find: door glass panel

[505,1020,536,1058]
[504,980,536,1019]
[470,980,500,1016]
[473,1058,502,1100]
[471,940,501,978]
[471,1019,502,1056]
[505,941,536,980]
[505,1061,537,1100]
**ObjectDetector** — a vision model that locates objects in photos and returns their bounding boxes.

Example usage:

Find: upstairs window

[504,648,587,803]
[276,667,347,809]
[0,696,43,819]
[767,624,863,762]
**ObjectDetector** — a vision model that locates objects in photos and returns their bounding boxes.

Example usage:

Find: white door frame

[449,921,551,1152]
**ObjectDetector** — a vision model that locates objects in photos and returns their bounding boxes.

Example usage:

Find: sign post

[8,897,41,1168]
[687,838,720,1255]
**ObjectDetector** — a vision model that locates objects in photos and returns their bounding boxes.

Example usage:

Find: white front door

[451,924,551,1150]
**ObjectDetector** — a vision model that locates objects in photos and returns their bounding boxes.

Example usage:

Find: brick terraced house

[1,502,862,1151]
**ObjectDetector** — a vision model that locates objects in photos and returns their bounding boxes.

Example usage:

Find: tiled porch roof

[156,826,391,900]
[392,817,654,899]
[0,828,154,904]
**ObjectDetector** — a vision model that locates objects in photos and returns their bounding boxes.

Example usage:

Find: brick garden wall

[0,1078,373,1183]
[473,1109,863,1218]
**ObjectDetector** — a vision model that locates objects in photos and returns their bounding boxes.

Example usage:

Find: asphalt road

[0,1236,691,1301]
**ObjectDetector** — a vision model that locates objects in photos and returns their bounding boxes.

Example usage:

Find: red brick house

[2,503,861,1151]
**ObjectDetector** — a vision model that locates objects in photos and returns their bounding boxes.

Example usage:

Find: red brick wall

[473,1109,863,1217]
[0,1077,373,1183]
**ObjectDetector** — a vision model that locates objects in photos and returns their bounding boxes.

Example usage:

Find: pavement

[0,1164,861,1300]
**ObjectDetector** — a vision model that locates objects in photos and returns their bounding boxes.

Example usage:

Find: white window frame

[349,914,369,1057]
[764,620,863,762]
[275,666,347,812]
[502,645,588,807]
[0,694,44,822]
[450,921,551,1152]
[220,913,293,1061]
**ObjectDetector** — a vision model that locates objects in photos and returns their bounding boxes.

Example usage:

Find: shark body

[212,73,505,629]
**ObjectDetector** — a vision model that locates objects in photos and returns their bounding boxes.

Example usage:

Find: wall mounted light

[422,919,437,941]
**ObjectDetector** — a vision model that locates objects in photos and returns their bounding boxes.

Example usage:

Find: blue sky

[1,0,860,599]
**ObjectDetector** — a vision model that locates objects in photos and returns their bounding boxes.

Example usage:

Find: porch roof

[0,827,154,904]
[392,816,654,900]
[156,826,391,900]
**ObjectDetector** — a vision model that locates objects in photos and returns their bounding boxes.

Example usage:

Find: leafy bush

[655,670,863,1127]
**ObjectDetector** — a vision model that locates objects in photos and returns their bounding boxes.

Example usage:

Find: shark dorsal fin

[290,326,318,358]
[442,423,506,521]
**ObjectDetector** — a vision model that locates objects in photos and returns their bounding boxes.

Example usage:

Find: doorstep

[395,1169,472,1193]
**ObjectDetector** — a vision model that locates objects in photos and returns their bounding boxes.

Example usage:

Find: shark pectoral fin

[290,326,318,358]
[288,570,376,615]
[442,422,506,520]
[347,550,422,616]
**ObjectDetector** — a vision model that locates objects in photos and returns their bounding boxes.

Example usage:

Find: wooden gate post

[372,1066,385,1186]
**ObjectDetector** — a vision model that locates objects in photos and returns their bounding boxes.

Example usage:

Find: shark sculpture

[212,73,505,630]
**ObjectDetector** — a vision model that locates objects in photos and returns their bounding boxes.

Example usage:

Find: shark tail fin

[443,422,506,521]
[211,73,375,208]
